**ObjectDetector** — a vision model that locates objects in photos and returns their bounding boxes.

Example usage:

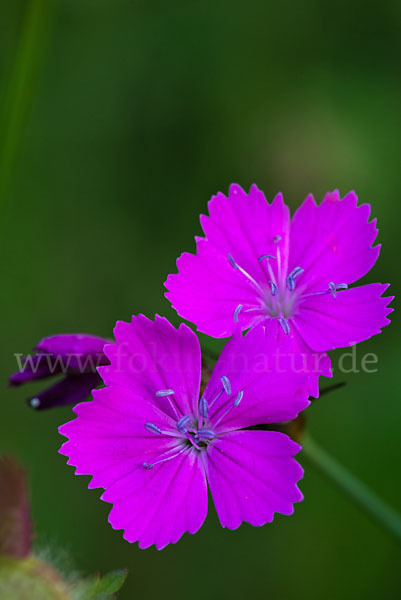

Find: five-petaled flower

[9,334,109,410]
[165,185,393,391]
[59,315,310,550]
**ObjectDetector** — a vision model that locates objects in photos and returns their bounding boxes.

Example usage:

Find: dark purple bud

[27,372,102,410]
[9,354,61,386]
[35,334,109,371]
[9,333,109,410]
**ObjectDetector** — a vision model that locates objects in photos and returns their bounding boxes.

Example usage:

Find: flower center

[228,235,348,335]
[142,377,244,469]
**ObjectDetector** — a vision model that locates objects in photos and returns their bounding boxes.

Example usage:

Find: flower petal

[99,315,201,419]
[165,184,290,338]
[258,319,332,398]
[59,386,207,550]
[282,324,333,398]
[165,240,258,338]
[289,191,380,292]
[104,448,207,550]
[204,326,310,431]
[205,430,303,530]
[201,184,290,283]
[293,283,393,351]
[59,386,179,486]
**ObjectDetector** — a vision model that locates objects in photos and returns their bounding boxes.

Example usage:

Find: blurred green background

[1,0,400,598]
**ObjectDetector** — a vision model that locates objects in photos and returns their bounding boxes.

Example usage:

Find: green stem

[0,0,53,209]
[319,381,346,397]
[302,435,401,544]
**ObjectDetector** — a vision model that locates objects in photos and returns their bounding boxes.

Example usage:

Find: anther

[197,428,215,440]
[278,317,290,335]
[258,254,276,262]
[30,398,40,408]
[143,462,154,469]
[286,266,304,291]
[199,397,208,418]
[328,282,348,298]
[234,390,244,406]
[228,254,238,269]
[221,375,232,396]
[273,235,282,243]
[268,281,278,296]
[289,266,304,278]
[177,416,190,433]
[286,276,295,291]
[328,282,337,299]
[155,388,175,397]
[145,422,162,435]
[233,304,243,322]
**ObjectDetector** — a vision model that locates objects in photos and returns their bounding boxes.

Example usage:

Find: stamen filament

[155,388,180,419]
[259,253,277,286]
[208,389,223,410]
[227,254,265,294]
[242,307,266,315]
[212,390,244,428]
[301,283,349,300]
[274,236,282,282]
[143,445,188,469]
[186,432,201,450]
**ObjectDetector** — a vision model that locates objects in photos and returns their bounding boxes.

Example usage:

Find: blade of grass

[303,435,401,545]
[0,0,53,211]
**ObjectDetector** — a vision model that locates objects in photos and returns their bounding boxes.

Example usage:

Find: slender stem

[0,0,53,209]
[319,381,346,397]
[302,435,401,544]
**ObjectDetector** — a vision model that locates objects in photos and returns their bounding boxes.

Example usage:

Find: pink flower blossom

[165,185,393,388]
[59,315,309,550]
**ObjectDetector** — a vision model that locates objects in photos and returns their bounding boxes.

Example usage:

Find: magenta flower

[9,334,109,410]
[59,315,310,550]
[165,185,393,376]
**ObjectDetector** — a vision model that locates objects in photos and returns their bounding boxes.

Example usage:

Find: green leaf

[71,569,128,600]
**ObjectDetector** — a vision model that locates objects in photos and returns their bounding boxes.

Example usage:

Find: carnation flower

[165,185,393,383]
[9,334,108,410]
[59,315,310,550]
